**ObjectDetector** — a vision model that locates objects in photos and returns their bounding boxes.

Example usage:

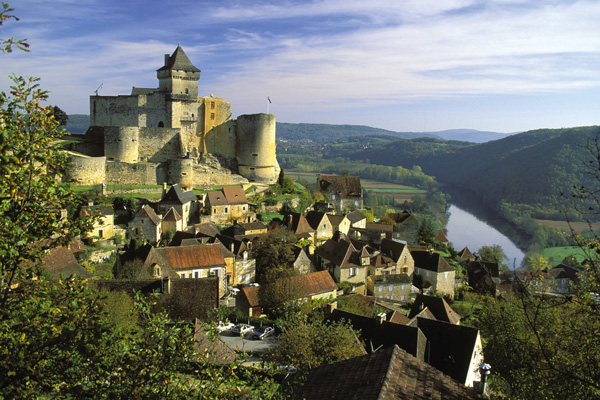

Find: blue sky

[2,0,600,133]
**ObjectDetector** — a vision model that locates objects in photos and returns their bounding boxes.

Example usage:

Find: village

[36,169,586,398]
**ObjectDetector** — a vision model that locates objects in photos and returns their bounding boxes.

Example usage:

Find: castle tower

[236,113,278,183]
[157,44,200,97]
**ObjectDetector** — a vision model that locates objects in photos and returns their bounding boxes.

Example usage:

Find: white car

[216,321,235,333]
[232,323,254,336]
[252,326,275,340]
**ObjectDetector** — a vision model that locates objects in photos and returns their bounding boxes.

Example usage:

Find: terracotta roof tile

[163,207,182,221]
[222,185,248,204]
[160,244,225,270]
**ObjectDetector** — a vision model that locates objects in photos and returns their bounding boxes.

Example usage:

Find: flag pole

[267,96,271,114]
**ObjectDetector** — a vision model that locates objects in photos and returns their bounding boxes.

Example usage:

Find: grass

[260,213,283,222]
[541,246,588,264]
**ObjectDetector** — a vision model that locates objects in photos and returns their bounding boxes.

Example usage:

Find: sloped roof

[305,211,327,230]
[241,286,260,307]
[206,190,228,206]
[285,212,315,235]
[161,184,197,204]
[435,229,449,243]
[222,186,247,204]
[41,247,92,279]
[293,270,338,297]
[135,204,161,226]
[235,221,266,232]
[387,310,411,325]
[411,250,454,273]
[409,294,461,325]
[315,239,360,269]
[380,238,408,263]
[156,244,225,270]
[327,214,345,229]
[294,345,475,400]
[318,174,362,197]
[458,246,475,260]
[346,210,367,224]
[163,207,182,222]
[157,44,200,73]
[194,222,220,238]
[415,317,480,386]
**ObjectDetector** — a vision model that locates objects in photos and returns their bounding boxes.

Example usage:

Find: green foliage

[336,293,380,317]
[0,3,29,53]
[477,244,508,270]
[263,318,364,371]
[0,75,96,298]
[478,294,600,399]
[259,267,302,320]
[253,229,297,280]
[417,215,438,244]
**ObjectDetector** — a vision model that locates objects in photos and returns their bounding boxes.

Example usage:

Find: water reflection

[446,204,525,269]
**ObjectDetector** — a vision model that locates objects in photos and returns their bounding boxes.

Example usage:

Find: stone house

[41,246,93,280]
[317,174,363,213]
[346,210,367,229]
[411,249,456,298]
[305,210,334,244]
[128,204,162,244]
[327,214,351,235]
[315,239,369,295]
[144,243,227,297]
[237,285,261,317]
[367,273,412,304]
[380,238,414,276]
[292,246,316,275]
[464,260,500,296]
[161,207,183,234]
[387,211,419,245]
[232,221,267,236]
[284,212,316,244]
[80,204,115,241]
[157,183,198,226]
[216,234,256,286]
[204,185,252,224]
[458,246,476,262]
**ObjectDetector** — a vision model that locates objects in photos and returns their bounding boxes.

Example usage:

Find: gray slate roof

[157,44,200,73]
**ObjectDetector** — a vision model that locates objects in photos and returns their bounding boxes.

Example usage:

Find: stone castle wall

[104,126,139,163]
[90,96,139,127]
[105,161,159,185]
[138,127,181,163]
[67,154,106,185]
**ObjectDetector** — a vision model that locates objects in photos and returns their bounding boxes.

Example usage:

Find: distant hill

[277,122,507,144]
[349,126,600,219]
[65,114,89,134]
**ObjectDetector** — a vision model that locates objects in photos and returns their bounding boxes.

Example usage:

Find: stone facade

[68,45,279,187]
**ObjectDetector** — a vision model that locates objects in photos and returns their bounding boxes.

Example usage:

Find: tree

[48,105,68,126]
[0,3,29,52]
[0,75,95,299]
[258,267,303,320]
[477,244,508,270]
[263,318,365,371]
[253,229,297,280]
[522,253,550,270]
[417,215,437,244]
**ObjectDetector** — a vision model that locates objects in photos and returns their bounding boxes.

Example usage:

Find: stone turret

[236,113,279,183]
[157,44,200,97]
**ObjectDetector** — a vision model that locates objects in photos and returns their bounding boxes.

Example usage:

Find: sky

[2,0,600,133]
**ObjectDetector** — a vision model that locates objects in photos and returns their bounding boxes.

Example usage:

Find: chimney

[88,200,94,207]
[477,363,491,398]
[376,312,387,324]
[326,301,337,314]
[230,243,235,253]
[164,54,170,65]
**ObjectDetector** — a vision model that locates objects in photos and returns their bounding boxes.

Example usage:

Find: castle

[67,44,279,188]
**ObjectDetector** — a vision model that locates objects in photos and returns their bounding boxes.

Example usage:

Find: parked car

[216,321,235,333]
[252,326,274,340]
[232,323,254,336]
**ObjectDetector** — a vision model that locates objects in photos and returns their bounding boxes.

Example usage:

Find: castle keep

[68,45,279,187]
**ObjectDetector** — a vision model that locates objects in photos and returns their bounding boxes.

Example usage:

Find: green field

[541,246,588,264]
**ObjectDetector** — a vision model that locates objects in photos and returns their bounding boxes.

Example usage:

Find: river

[445,204,525,269]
